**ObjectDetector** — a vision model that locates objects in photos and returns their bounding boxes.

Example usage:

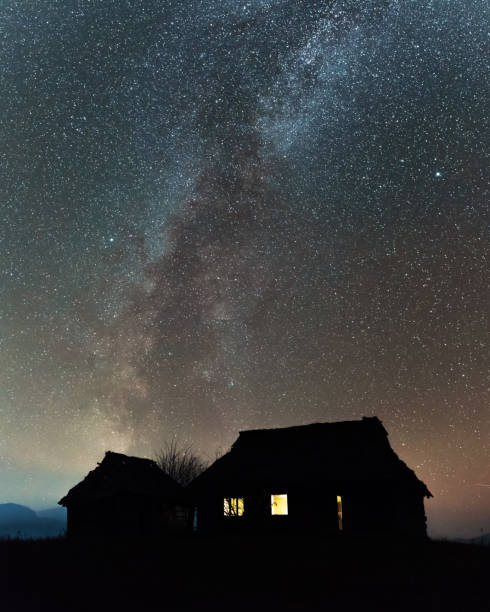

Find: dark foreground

[3,533,489,612]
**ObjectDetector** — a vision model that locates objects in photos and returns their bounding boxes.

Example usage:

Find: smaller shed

[59,451,187,538]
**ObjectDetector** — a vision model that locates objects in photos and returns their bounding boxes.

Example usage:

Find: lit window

[271,494,288,515]
[224,497,244,517]
[337,495,343,530]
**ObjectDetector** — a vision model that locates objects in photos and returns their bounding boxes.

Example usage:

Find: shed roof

[189,417,432,497]
[59,451,184,506]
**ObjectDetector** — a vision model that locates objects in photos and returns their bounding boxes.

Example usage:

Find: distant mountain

[37,506,67,521]
[475,533,490,546]
[0,503,66,539]
[0,503,38,523]
[451,533,490,546]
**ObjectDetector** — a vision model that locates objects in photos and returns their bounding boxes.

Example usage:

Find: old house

[188,417,432,536]
[59,451,187,538]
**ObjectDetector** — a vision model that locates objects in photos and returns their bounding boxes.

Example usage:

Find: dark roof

[189,417,432,497]
[59,451,184,506]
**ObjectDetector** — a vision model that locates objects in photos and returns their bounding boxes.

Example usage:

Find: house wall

[195,485,341,533]
[391,486,429,537]
[66,494,190,538]
[194,481,428,537]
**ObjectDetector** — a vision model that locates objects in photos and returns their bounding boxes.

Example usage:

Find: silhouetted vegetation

[155,440,209,486]
[3,534,489,612]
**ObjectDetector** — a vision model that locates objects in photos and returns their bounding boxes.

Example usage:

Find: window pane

[224,497,244,517]
[271,494,288,515]
[337,495,343,530]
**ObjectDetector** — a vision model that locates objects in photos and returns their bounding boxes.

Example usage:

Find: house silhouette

[59,451,187,538]
[59,417,432,538]
[188,417,432,536]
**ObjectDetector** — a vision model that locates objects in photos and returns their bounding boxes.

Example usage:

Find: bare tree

[155,440,208,486]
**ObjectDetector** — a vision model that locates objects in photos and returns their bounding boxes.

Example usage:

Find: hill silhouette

[36,507,67,522]
[0,503,66,539]
[0,503,38,523]
[453,532,490,546]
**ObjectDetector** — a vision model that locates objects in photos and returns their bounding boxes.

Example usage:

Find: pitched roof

[189,417,432,497]
[59,451,184,506]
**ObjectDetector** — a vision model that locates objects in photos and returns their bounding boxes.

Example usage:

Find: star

[0,0,487,540]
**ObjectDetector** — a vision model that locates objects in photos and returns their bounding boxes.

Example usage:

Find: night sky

[1,0,488,538]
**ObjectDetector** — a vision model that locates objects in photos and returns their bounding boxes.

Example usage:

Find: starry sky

[1,0,488,538]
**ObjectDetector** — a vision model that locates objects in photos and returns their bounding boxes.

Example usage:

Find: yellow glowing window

[223,497,244,517]
[337,495,343,531]
[271,494,288,515]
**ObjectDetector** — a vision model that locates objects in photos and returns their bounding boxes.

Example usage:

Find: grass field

[3,533,489,611]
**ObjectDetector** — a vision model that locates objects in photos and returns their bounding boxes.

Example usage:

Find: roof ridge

[58,451,184,506]
[237,417,385,436]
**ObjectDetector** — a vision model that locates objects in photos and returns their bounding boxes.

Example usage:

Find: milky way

[1,0,488,537]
